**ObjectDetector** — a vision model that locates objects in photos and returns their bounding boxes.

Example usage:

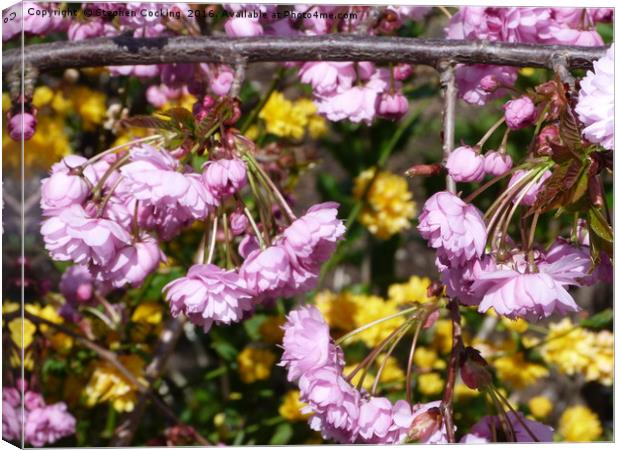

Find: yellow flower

[84,355,146,412]
[558,405,602,442]
[8,318,37,348]
[350,295,405,348]
[540,319,612,385]
[131,302,163,325]
[519,67,536,77]
[259,92,306,139]
[501,316,528,333]
[454,382,479,401]
[11,349,35,370]
[71,87,107,129]
[237,347,276,383]
[388,276,433,305]
[432,320,453,355]
[353,168,416,239]
[418,372,444,396]
[32,86,54,108]
[294,98,327,138]
[244,124,260,141]
[528,396,553,420]
[493,353,549,389]
[279,390,309,422]
[259,315,285,345]
[49,332,74,354]
[2,92,11,112]
[314,290,358,332]
[51,91,74,115]
[33,304,63,334]
[413,347,446,371]
[159,93,197,112]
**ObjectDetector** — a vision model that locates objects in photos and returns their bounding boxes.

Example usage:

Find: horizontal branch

[2,35,608,72]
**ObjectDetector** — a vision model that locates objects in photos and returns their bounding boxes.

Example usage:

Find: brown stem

[440,299,463,443]
[439,61,457,194]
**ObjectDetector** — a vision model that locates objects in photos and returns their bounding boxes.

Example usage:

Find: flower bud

[460,346,492,390]
[8,112,37,141]
[445,145,485,182]
[479,74,499,92]
[408,407,443,442]
[483,151,513,176]
[230,211,249,235]
[503,96,537,130]
[377,92,408,120]
[393,63,413,81]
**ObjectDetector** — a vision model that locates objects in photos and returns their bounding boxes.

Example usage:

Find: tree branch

[3,35,607,72]
[439,61,457,194]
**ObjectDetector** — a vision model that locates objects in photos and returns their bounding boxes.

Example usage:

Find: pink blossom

[40,171,90,216]
[484,151,513,176]
[393,64,413,81]
[146,84,184,108]
[98,234,164,288]
[474,267,579,320]
[41,204,132,268]
[417,191,487,266]
[455,65,518,105]
[358,397,394,441]
[445,146,485,182]
[507,169,552,206]
[576,45,614,150]
[504,96,537,130]
[377,92,408,120]
[240,246,292,300]
[229,211,248,236]
[2,388,21,441]
[238,234,260,259]
[225,17,263,37]
[280,306,344,382]
[25,403,76,447]
[461,412,553,442]
[300,366,362,442]
[282,202,345,268]
[202,158,247,199]
[299,62,356,96]
[540,238,596,286]
[163,263,253,332]
[119,145,218,223]
[317,86,379,124]
[8,112,37,141]
[410,401,450,444]
[67,19,104,40]
[210,67,235,96]
[440,256,496,306]
[60,265,97,304]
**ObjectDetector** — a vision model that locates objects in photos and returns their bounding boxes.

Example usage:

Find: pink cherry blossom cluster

[2,382,76,447]
[219,4,432,124]
[416,186,610,321]
[446,7,612,105]
[279,306,450,444]
[165,202,345,331]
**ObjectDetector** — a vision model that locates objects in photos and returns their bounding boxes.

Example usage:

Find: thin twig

[440,300,463,443]
[438,61,457,194]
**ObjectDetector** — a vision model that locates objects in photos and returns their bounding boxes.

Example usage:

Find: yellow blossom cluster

[237,347,276,383]
[540,318,613,386]
[528,395,553,420]
[558,405,603,442]
[258,92,327,140]
[279,390,309,422]
[84,354,146,412]
[387,276,433,305]
[493,352,549,389]
[353,168,416,239]
[130,301,164,343]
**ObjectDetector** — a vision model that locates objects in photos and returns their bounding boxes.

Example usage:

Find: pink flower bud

[479,75,499,92]
[210,68,234,97]
[535,124,560,156]
[483,151,513,176]
[445,146,485,182]
[393,63,413,81]
[224,18,263,37]
[8,112,37,141]
[503,96,537,130]
[230,211,249,235]
[377,92,409,120]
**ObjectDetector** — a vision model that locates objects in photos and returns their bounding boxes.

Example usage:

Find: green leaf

[580,308,613,330]
[588,207,613,243]
[210,340,238,361]
[269,423,293,445]
[121,115,179,132]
